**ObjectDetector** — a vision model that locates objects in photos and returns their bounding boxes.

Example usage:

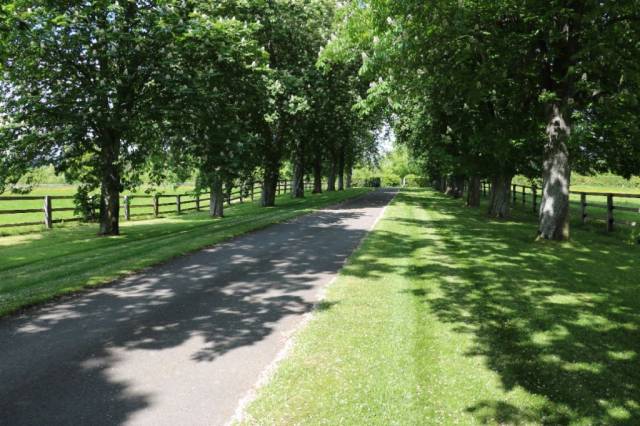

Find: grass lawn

[242,188,639,425]
[0,188,370,317]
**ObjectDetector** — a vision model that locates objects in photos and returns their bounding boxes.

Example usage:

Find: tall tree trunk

[261,159,279,207]
[327,157,337,192]
[488,174,513,218]
[209,175,224,218]
[225,179,234,204]
[467,175,481,208]
[451,175,465,198]
[292,143,305,198]
[433,176,443,192]
[346,166,353,189]
[539,103,571,240]
[445,176,456,196]
[337,148,345,191]
[99,131,121,236]
[313,152,323,194]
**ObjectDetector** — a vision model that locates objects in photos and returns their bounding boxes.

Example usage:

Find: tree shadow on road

[0,190,395,425]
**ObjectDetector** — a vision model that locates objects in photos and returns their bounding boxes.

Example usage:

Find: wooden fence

[480,182,640,232]
[0,179,314,231]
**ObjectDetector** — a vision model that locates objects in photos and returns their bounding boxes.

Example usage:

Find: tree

[332,0,640,238]
[239,0,335,206]
[0,0,183,235]
[158,4,267,218]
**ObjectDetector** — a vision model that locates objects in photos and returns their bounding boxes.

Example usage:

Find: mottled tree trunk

[337,148,345,191]
[451,175,465,198]
[292,157,305,198]
[346,167,353,189]
[99,131,122,236]
[313,153,323,194]
[539,103,571,240]
[445,176,453,195]
[467,175,481,208]
[291,140,305,198]
[209,175,224,218]
[261,161,279,207]
[488,174,513,218]
[327,157,337,192]
[433,177,443,192]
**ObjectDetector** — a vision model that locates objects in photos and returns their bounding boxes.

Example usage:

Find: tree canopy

[329,0,640,240]
[2,0,640,240]
[0,0,376,234]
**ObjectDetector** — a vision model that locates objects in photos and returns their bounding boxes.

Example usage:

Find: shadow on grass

[346,189,639,425]
[0,189,394,425]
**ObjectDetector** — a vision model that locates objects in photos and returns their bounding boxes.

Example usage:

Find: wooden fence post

[153,195,159,218]
[284,180,288,194]
[512,185,517,204]
[581,194,587,224]
[251,184,255,201]
[532,185,538,214]
[176,195,181,214]
[607,194,614,232]
[124,196,130,221]
[44,196,52,229]
[522,186,526,205]
[195,194,200,212]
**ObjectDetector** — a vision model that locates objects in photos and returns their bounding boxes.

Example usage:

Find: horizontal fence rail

[0,179,318,232]
[479,181,640,232]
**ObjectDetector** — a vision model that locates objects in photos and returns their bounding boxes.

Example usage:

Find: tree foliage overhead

[0,0,376,235]
[330,0,640,239]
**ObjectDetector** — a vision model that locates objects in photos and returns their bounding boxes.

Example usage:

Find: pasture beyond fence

[480,182,640,232]
[0,180,314,232]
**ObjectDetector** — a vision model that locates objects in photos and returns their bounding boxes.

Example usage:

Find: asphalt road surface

[0,189,397,426]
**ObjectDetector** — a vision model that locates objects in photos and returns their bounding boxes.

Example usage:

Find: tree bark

[292,156,304,198]
[445,176,453,195]
[433,176,443,192]
[451,175,465,198]
[327,157,337,192]
[313,152,323,194]
[209,175,224,218]
[539,103,571,240]
[337,147,345,191]
[291,143,305,198]
[261,159,279,207]
[488,174,513,218]
[99,131,121,236]
[467,175,481,208]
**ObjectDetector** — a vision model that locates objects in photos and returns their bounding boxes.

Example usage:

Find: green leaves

[329,0,640,182]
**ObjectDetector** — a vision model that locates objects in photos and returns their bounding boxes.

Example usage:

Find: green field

[242,189,639,425]
[0,188,369,317]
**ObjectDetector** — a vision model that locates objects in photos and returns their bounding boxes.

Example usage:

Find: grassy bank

[0,189,369,317]
[242,189,639,425]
